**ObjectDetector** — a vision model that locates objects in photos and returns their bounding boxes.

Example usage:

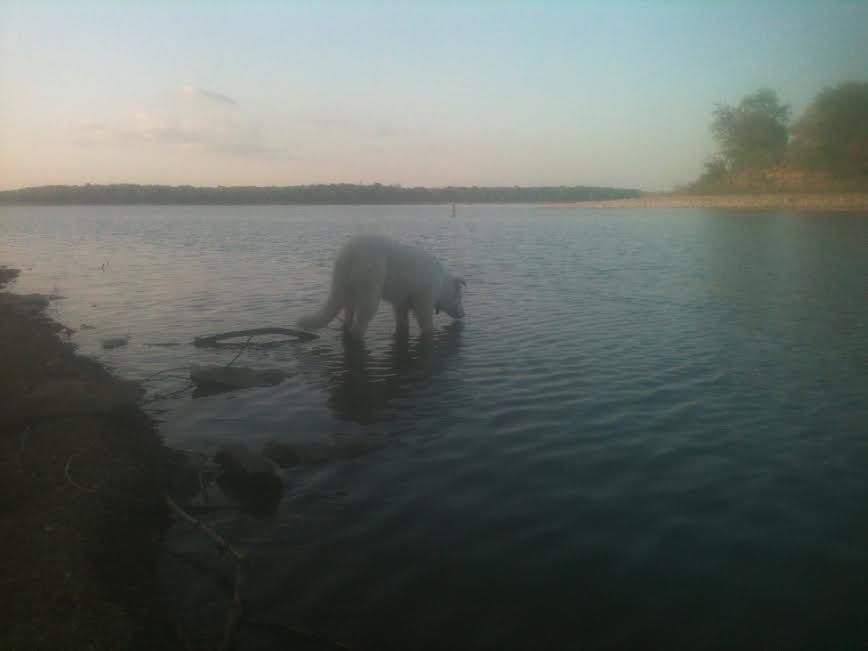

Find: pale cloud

[70,87,278,157]
[131,109,276,156]
[133,111,209,145]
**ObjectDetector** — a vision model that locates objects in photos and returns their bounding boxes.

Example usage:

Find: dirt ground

[0,265,196,650]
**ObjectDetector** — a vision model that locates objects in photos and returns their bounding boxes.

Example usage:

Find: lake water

[2,205,867,649]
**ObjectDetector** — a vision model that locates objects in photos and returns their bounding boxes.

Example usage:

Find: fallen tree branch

[226,335,254,368]
[141,367,194,382]
[165,495,245,562]
[193,327,317,348]
[165,495,247,651]
[221,562,246,651]
[64,454,99,493]
[142,381,195,404]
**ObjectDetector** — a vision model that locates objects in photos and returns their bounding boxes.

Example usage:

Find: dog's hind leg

[349,282,381,341]
[342,305,355,333]
[393,302,410,335]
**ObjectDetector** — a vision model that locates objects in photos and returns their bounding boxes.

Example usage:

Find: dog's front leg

[412,296,435,337]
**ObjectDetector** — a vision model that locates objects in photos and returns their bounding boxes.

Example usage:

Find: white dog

[298,235,466,340]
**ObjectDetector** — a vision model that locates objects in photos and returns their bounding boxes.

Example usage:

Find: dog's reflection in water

[325,321,464,425]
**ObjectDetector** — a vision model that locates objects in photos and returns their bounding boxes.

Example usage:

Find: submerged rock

[214,444,283,515]
[101,335,129,349]
[215,444,277,478]
[190,365,285,391]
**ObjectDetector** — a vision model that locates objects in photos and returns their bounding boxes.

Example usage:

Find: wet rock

[214,444,283,515]
[101,335,129,350]
[190,365,285,391]
[48,322,75,336]
[215,444,277,478]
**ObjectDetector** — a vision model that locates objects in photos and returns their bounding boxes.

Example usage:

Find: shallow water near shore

[2,204,868,648]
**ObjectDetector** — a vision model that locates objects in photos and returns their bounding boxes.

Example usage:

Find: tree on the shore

[711,88,791,172]
[789,81,868,177]
[693,155,729,189]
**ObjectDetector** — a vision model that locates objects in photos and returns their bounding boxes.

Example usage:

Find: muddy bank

[0,265,194,650]
[548,193,868,211]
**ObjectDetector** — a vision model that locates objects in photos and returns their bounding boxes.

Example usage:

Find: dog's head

[436,276,466,319]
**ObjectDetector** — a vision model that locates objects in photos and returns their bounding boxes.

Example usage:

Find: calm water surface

[2,205,867,649]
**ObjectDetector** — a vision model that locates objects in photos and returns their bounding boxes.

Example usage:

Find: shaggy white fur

[298,235,465,340]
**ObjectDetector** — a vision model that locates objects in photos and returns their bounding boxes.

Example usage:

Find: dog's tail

[297,282,344,331]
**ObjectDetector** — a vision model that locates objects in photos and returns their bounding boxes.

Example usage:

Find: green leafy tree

[712,88,790,171]
[790,81,868,177]
[687,155,730,192]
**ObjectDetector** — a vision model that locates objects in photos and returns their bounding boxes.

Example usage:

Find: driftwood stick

[141,366,193,382]
[226,335,253,368]
[165,495,245,562]
[64,454,99,493]
[198,469,209,503]
[165,495,248,651]
[220,561,246,651]
[193,327,317,348]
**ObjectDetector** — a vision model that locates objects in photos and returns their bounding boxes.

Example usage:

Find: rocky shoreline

[548,193,868,211]
[0,265,192,650]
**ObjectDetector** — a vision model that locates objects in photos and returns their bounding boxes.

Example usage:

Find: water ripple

[3,205,868,649]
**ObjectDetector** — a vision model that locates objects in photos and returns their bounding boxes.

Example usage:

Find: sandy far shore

[547,193,868,212]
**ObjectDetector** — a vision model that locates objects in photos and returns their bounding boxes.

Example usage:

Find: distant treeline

[0,183,640,205]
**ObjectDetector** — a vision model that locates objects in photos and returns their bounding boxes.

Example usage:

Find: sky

[1,1,866,192]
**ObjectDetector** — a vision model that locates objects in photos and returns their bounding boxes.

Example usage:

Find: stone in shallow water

[101,335,129,349]
[190,365,285,391]
[215,444,277,478]
[214,444,283,515]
